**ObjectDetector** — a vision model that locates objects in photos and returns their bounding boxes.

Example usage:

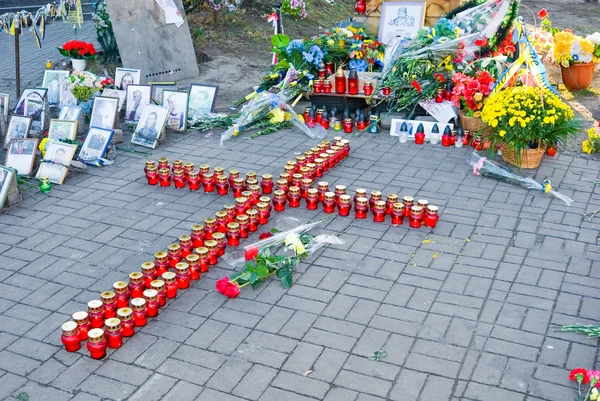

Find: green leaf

[255,265,270,278]
[230,272,243,281]
[251,279,264,290]
[369,350,388,361]
[16,393,29,401]
[270,228,280,234]
[263,248,271,257]
[271,34,290,49]
[276,267,290,278]
[280,271,293,289]
[248,272,258,284]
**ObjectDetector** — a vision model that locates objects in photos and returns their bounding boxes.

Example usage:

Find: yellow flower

[348,26,357,33]
[269,108,285,124]
[561,60,570,68]
[473,92,483,102]
[297,114,305,123]
[338,39,345,48]
[285,233,306,254]
[327,39,334,46]
[499,130,506,137]
[473,111,481,118]
[39,137,49,157]
[283,111,293,121]
[582,140,593,154]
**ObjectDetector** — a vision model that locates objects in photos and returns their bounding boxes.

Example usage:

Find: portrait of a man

[126,85,151,123]
[162,90,188,131]
[48,120,77,142]
[78,127,114,164]
[36,142,77,184]
[131,104,169,149]
[4,115,31,148]
[90,97,118,129]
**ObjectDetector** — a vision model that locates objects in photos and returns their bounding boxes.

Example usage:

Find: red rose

[244,247,259,261]
[474,38,488,47]
[411,80,422,93]
[466,99,478,111]
[477,70,494,86]
[216,277,240,298]
[570,368,590,384]
[537,8,548,19]
[224,284,240,298]
[259,232,273,240]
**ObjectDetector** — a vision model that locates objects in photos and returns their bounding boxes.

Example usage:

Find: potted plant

[451,70,496,133]
[481,85,580,168]
[553,31,599,91]
[58,40,97,71]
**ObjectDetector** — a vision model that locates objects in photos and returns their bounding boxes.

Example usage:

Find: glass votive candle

[214,167,224,178]
[183,162,195,179]
[213,232,227,256]
[157,158,169,170]
[223,204,236,223]
[86,328,107,360]
[205,240,219,265]
[291,173,303,188]
[117,307,135,337]
[392,202,404,226]
[202,173,215,192]
[228,169,240,187]
[259,196,272,214]
[143,289,160,317]
[101,291,118,319]
[167,243,182,268]
[188,171,201,191]
[141,262,157,288]
[246,209,259,232]
[174,263,191,289]
[354,188,367,205]
[215,211,229,233]
[154,251,169,276]
[173,169,186,189]
[288,186,301,208]
[216,175,229,195]
[314,159,324,177]
[355,197,369,219]
[306,188,319,210]
[128,272,145,299]
[87,300,105,329]
[73,311,91,341]
[402,196,414,218]
[104,317,122,349]
[145,160,157,174]
[61,321,81,352]
[150,279,167,307]
[386,194,398,215]
[203,218,217,240]
[162,272,178,298]
[410,205,423,228]
[256,202,270,225]
[158,168,171,187]
[338,195,351,216]
[276,179,288,194]
[186,254,201,280]
[113,281,130,309]
[417,199,429,210]
[130,298,147,327]
[249,185,261,205]
[227,222,241,246]
[233,177,245,198]
[369,191,382,210]
[323,192,336,214]
[261,174,274,194]
[300,179,313,199]
[236,215,249,239]
[172,159,183,173]
[246,171,257,186]
[273,190,286,212]
[235,197,248,216]
[195,247,210,272]
[317,182,329,202]
[146,166,159,185]
[199,164,210,178]
[424,205,439,227]
[334,185,346,203]
[179,235,194,258]
[372,201,386,222]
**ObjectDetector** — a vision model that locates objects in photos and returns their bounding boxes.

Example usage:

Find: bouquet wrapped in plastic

[470,151,574,206]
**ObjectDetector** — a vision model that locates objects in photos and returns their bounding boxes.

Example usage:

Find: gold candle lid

[162,271,176,281]
[113,281,128,292]
[186,254,200,263]
[355,188,367,196]
[150,280,165,291]
[403,196,414,203]
[101,291,116,303]
[191,225,204,233]
[289,186,300,195]
[259,196,270,203]
[387,194,398,201]
[393,202,404,211]
[167,244,181,252]
[242,191,252,198]
[256,202,269,211]
[335,185,346,192]
[215,211,228,219]
[274,190,285,198]
[130,298,146,309]
[87,328,105,342]
[301,178,313,186]
[227,222,240,231]
[195,246,209,256]
[411,205,423,213]
[158,167,170,175]
[374,200,386,209]
[72,311,89,323]
[276,179,288,187]
[417,199,429,207]
[175,262,190,272]
[143,289,158,301]
[246,171,257,180]
[183,162,194,169]
[234,177,245,185]
[229,169,239,176]
[214,167,224,175]
[154,251,168,260]
[141,262,155,272]
[129,272,143,282]
[212,232,225,242]
[246,209,258,217]
[341,139,350,145]
[146,160,156,167]
[117,307,133,319]
[339,194,351,203]
[62,321,78,334]
[247,179,259,187]
[318,181,329,189]
[105,318,121,331]
[370,190,382,198]
[204,217,216,226]
[199,164,210,172]
[292,173,303,181]
[205,240,217,249]
[427,205,439,214]
[223,204,235,211]
[356,196,368,206]
[324,191,335,201]
[314,158,324,166]
[236,197,248,205]
[217,174,228,183]
[88,300,103,311]
[307,188,318,197]
[173,159,183,166]
[236,215,249,223]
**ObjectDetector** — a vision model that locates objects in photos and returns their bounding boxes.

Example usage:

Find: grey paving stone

[233,364,277,400]
[79,375,137,400]
[128,373,178,401]
[162,380,204,401]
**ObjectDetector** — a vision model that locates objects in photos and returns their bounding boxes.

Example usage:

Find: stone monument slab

[105,0,199,83]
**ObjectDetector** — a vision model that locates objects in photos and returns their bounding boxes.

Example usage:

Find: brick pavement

[0,126,600,401]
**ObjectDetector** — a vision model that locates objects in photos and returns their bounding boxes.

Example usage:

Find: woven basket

[458,110,488,133]
[500,142,546,169]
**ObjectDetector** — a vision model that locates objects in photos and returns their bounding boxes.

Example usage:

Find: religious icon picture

[115,68,141,91]
[48,119,77,142]
[5,138,39,175]
[379,1,426,46]
[101,88,126,112]
[36,142,77,185]
[161,90,188,132]
[89,96,119,129]
[125,85,152,123]
[131,105,169,149]
[79,127,114,165]
[188,84,218,120]
[4,115,32,148]
[42,70,70,107]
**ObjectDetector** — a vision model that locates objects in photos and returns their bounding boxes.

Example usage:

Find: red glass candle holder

[162,272,178,298]
[323,192,336,214]
[276,179,289,194]
[249,185,261,205]
[355,197,369,219]
[232,178,245,198]
[335,68,346,94]
[363,81,373,96]
[145,160,157,174]
[167,244,182,268]
[204,218,217,240]
[260,174,274,194]
[392,202,404,226]
[144,289,160,317]
[273,190,286,212]
[338,194,351,216]
[323,81,332,93]
[141,262,157,288]
[173,169,186,189]
[259,197,272,214]
[402,196,414,218]
[227,222,241,246]
[86,329,107,360]
[355,0,366,13]
[183,162,195,179]
[223,204,236,223]
[72,311,91,341]
[415,132,425,145]
[314,159,324,178]
[117,308,135,337]
[146,167,159,185]
[113,281,130,309]
[150,280,167,307]
[325,62,335,76]
[369,191,382,210]
[317,182,329,202]
[87,300,105,329]
[354,188,367,205]
[441,134,452,147]
[236,216,249,239]
[246,209,259,232]
[386,194,398,215]
[200,172,214,192]
[186,254,201,280]
[424,205,439,227]
[291,173,303,189]
[61,321,81,352]
[288,186,301,208]
[213,232,227,256]
[131,298,148,327]
[104,318,123,349]
[228,169,240,187]
[235,197,248,216]
[205,240,219,265]
[199,164,210,179]
[343,118,353,134]
[410,205,423,228]
[313,80,323,93]
[547,146,557,157]
[348,72,359,96]
[214,211,228,234]
[158,168,171,187]
[372,201,386,222]
[246,171,257,186]
[157,158,169,170]
[187,171,201,191]
[128,272,145,299]
[334,185,347,203]
[306,188,319,210]
[195,247,210,273]
[172,160,183,173]
[153,251,169,276]
[300,179,313,199]
[101,291,118,319]
[216,175,229,195]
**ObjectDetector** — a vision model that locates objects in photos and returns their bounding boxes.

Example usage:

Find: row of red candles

[61,139,350,358]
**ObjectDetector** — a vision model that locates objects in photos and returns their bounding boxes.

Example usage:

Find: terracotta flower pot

[560,63,596,91]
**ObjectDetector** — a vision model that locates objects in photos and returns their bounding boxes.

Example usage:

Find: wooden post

[14,26,21,98]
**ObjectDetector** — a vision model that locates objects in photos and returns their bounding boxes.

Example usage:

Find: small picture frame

[162,90,189,132]
[0,165,16,209]
[79,127,114,165]
[188,84,218,120]
[14,88,47,115]
[115,68,141,91]
[36,142,77,185]
[5,138,39,175]
[379,1,426,46]
[24,98,45,132]
[101,88,126,112]
[89,96,119,129]
[0,93,9,122]
[48,119,78,142]
[5,115,32,148]
[58,105,82,121]
[131,104,169,149]
[42,70,70,107]
[125,85,152,123]
[150,82,177,105]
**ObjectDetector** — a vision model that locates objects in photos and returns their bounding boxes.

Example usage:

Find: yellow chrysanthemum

[269,108,285,124]
[499,130,506,137]
[582,140,593,154]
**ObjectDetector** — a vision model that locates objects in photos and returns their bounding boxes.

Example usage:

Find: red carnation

[474,38,488,47]
[537,8,548,19]
[411,80,422,93]
[570,368,590,384]
[78,50,85,56]
[244,247,259,261]
[259,232,273,240]
[477,70,494,86]
[434,73,446,83]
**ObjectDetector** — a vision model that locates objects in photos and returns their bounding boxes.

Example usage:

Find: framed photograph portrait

[58,105,82,121]
[150,82,177,105]
[4,115,32,148]
[79,127,114,165]
[115,68,141,91]
[131,105,169,149]
[379,1,426,46]
[162,90,188,132]
[14,88,47,115]
[0,93,9,122]
[36,142,77,184]
[48,119,77,142]
[42,70,70,107]
[90,96,119,129]
[102,88,126,112]
[24,98,45,132]
[0,165,16,209]
[5,138,39,175]
[188,84,218,119]
[125,85,152,123]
